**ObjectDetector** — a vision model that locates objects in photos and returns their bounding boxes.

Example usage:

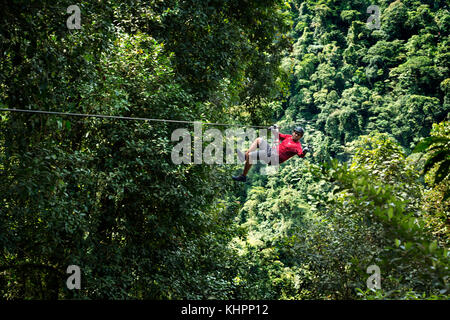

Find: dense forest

[0,0,448,300]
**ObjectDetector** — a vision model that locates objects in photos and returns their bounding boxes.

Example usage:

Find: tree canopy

[0,0,448,300]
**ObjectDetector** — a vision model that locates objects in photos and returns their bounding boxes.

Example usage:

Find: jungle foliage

[235,0,449,300]
[0,0,448,299]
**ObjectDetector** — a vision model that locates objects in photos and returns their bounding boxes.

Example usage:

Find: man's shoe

[232,175,247,182]
[237,149,246,163]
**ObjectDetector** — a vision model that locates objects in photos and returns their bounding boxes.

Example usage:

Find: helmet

[293,126,304,135]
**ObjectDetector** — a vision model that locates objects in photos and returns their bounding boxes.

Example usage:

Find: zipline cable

[0,108,269,129]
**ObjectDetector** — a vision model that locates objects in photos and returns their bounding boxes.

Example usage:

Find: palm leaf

[423,150,449,174]
[413,136,449,153]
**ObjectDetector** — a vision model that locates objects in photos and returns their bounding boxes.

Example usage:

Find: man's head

[292,126,304,141]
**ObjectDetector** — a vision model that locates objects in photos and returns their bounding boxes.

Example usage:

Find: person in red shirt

[232,126,309,182]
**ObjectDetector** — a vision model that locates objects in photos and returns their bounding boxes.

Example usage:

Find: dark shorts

[248,138,277,165]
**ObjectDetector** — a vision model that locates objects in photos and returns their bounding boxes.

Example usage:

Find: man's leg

[233,138,263,182]
[244,137,261,161]
[242,157,252,176]
[242,137,262,175]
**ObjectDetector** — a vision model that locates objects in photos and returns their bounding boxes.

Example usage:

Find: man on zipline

[232,125,309,182]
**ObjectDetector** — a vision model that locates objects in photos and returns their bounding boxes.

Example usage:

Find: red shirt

[275,133,304,164]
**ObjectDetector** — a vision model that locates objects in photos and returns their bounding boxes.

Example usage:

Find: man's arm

[269,125,289,142]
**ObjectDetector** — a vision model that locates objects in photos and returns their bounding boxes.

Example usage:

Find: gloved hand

[268,124,279,130]
[302,147,310,155]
